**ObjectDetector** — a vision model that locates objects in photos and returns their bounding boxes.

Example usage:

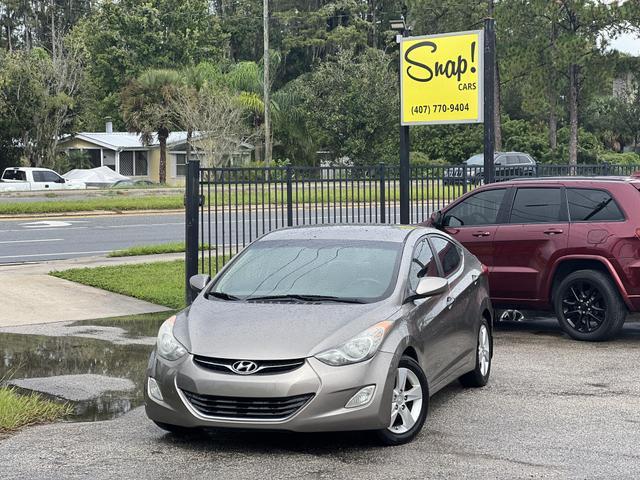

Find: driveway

[1,317,639,479]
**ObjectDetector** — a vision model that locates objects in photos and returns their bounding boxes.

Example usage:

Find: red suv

[426,177,640,341]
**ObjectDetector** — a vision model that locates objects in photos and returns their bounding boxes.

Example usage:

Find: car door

[31,170,62,190]
[492,186,569,305]
[404,237,451,386]
[440,187,509,268]
[428,235,474,381]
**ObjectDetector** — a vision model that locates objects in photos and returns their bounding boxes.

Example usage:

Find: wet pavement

[0,312,169,421]
[0,312,639,479]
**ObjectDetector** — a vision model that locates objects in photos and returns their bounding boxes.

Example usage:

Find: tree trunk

[548,22,557,151]
[568,63,579,167]
[159,133,167,184]
[263,0,272,166]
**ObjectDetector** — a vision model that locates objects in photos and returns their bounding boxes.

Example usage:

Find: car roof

[261,224,433,243]
[502,176,640,186]
[3,167,53,172]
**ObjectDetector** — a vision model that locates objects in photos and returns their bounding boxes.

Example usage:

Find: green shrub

[598,152,640,165]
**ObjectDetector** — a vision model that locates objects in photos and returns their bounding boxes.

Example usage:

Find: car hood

[173,298,398,360]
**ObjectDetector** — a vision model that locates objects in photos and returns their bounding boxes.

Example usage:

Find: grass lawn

[51,259,225,309]
[0,180,472,215]
[0,195,184,215]
[108,242,211,257]
[0,387,71,433]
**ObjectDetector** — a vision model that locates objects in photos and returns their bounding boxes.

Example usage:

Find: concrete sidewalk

[0,253,181,327]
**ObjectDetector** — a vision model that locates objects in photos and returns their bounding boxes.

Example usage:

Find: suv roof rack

[507,176,636,183]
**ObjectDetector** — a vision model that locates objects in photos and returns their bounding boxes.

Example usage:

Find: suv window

[408,239,440,292]
[567,188,624,222]
[510,188,562,224]
[2,169,26,181]
[506,155,520,165]
[444,188,506,227]
[430,237,462,277]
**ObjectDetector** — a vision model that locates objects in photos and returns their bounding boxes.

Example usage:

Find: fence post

[286,164,293,226]
[462,164,468,194]
[378,163,386,224]
[602,161,610,176]
[185,159,200,305]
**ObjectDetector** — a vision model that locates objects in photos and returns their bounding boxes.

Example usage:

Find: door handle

[543,228,563,235]
[472,231,491,237]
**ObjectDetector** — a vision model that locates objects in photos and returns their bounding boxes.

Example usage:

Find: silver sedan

[145,225,494,445]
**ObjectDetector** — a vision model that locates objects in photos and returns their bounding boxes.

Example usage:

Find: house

[58,122,254,185]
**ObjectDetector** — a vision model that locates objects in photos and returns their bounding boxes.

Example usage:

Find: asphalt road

[0,204,436,264]
[1,318,639,479]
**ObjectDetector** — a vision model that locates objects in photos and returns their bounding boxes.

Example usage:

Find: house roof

[59,132,254,151]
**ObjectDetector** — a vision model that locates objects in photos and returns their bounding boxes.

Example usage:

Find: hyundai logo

[231,360,259,375]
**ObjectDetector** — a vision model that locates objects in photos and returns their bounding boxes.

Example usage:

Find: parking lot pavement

[1,319,639,480]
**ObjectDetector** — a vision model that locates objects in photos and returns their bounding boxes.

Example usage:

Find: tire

[153,421,194,435]
[375,356,429,446]
[459,319,492,388]
[553,269,627,341]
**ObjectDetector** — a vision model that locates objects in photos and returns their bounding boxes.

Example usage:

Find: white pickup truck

[0,167,86,192]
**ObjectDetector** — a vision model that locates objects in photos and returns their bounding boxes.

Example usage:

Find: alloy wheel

[478,325,490,377]
[388,367,423,434]
[561,280,607,333]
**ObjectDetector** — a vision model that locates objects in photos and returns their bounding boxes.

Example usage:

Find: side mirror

[189,274,211,293]
[415,277,448,298]
[431,210,443,229]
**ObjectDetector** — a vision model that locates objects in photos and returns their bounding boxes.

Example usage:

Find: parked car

[145,225,493,445]
[443,152,537,186]
[0,167,86,191]
[426,176,640,341]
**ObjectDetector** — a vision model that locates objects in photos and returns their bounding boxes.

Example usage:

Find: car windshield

[211,239,403,303]
[465,154,484,165]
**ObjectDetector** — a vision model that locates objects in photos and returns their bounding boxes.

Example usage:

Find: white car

[0,167,86,191]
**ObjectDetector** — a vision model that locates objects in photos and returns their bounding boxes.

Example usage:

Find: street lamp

[389,16,410,43]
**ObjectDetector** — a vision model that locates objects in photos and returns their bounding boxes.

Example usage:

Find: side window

[443,188,506,227]
[32,171,46,182]
[495,155,506,165]
[43,171,62,182]
[407,239,439,292]
[506,155,520,165]
[567,188,624,222]
[510,188,562,224]
[430,237,462,277]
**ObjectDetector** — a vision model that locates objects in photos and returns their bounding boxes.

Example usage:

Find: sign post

[483,18,496,184]
[398,28,486,223]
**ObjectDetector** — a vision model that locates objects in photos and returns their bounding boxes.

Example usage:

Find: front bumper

[145,350,398,432]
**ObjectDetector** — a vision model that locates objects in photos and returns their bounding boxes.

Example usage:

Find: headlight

[315,321,392,366]
[156,315,187,361]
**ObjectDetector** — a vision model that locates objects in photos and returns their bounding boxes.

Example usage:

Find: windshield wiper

[208,291,240,301]
[245,294,366,304]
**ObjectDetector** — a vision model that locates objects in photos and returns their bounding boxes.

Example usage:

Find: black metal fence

[184,161,640,301]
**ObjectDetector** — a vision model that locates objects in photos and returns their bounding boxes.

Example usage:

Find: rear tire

[554,269,626,341]
[459,319,492,388]
[375,356,429,446]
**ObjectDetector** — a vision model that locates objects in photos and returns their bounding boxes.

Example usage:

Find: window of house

[444,188,506,227]
[175,154,187,176]
[510,188,562,224]
[86,149,101,168]
[567,188,624,222]
[119,151,148,176]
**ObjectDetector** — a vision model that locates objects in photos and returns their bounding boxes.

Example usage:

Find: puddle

[0,312,171,422]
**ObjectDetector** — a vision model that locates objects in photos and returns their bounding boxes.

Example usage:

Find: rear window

[510,188,562,224]
[2,169,26,181]
[567,188,624,222]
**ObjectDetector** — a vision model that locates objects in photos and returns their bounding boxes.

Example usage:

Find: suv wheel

[554,270,626,341]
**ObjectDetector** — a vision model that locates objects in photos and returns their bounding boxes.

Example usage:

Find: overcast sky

[610,32,640,55]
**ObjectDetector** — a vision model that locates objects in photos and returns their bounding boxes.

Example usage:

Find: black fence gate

[185,161,640,302]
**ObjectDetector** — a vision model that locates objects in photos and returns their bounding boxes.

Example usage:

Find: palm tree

[224,53,303,164]
[120,69,181,184]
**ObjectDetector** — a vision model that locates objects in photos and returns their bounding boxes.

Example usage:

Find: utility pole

[483,13,496,184]
[399,19,411,225]
[263,0,272,166]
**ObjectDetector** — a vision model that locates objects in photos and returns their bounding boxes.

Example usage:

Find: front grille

[181,391,314,419]
[193,356,305,375]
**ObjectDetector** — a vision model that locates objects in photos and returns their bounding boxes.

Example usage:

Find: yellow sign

[400,30,483,125]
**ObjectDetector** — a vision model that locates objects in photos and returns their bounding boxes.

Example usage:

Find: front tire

[459,319,492,388]
[554,270,626,341]
[375,356,429,446]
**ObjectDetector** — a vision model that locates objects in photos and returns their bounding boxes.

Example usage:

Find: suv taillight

[635,228,640,241]
[481,264,489,275]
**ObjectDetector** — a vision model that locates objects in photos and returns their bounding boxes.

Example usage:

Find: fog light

[345,385,375,408]
[147,377,164,402]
